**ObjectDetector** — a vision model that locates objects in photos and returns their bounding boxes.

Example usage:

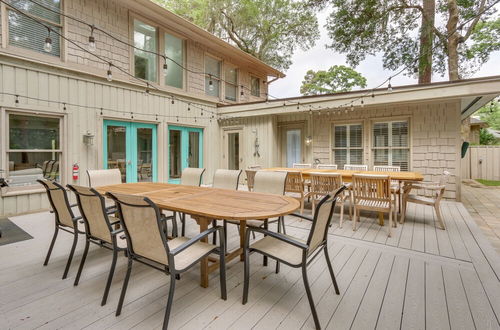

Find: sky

[269,8,500,99]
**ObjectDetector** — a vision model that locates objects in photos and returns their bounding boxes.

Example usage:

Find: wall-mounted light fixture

[305,136,313,146]
[83,131,95,146]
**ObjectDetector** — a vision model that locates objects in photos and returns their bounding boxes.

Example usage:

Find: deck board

[0,200,499,330]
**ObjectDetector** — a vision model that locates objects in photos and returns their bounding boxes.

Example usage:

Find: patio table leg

[240,220,246,261]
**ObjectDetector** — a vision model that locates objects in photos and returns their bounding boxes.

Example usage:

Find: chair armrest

[247,226,308,250]
[289,213,313,222]
[111,228,124,236]
[409,183,445,191]
[169,226,220,256]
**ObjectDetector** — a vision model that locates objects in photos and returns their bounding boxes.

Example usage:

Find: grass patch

[475,179,500,186]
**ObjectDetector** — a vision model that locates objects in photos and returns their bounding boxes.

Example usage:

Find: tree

[477,99,500,130]
[311,0,499,82]
[300,65,367,95]
[153,0,320,71]
[479,128,497,145]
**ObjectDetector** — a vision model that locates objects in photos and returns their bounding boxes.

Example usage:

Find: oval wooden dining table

[96,182,300,288]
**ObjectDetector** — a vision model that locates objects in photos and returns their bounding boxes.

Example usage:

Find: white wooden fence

[462,146,500,181]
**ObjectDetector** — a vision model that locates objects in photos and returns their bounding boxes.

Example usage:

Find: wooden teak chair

[242,187,346,330]
[283,170,309,214]
[351,174,396,237]
[108,192,226,330]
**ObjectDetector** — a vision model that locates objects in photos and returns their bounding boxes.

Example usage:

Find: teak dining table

[96,182,300,288]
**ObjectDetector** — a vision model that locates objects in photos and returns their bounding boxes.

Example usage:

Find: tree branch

[220,10,253,53]
[460,0,487,42]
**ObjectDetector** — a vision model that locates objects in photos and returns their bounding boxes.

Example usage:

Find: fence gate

[461,146,500,181]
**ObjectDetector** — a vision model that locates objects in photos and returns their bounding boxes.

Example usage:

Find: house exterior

[0,0,499,216]
[0,0,282,215]
[461,116,489,144]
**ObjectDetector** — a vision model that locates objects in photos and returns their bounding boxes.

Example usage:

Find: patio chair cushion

[250,235,306,266]
[169,237,215,270]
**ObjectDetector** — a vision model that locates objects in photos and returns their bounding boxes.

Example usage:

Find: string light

[106,63,113,82]
[350,103,354,111]
[131,111,134,119]
[387,77,393,92]
[163,56,168,76]
[188,103,191,111]
[145,83,150,94]
[240,85,244,96]
[100,107,103,115]
[361,97,364,107]
[43,28,52,53]
[88,25,96,52]
[208,75,214,91]
[63,103,67,111]
[15,95,19,104]
[171,97,175,105]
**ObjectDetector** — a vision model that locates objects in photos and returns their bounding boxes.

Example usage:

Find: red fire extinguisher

[72,163,79,181]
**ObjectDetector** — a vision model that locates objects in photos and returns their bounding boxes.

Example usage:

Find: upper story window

[251,76,260,97]
[7,113,62,186]
[332,123,363,169]
[7,0,62,57]
[225,66,238,102]
[134,19,157,82]
[205,55,221,97]
[372,121,409,171]
[164,33,184,89]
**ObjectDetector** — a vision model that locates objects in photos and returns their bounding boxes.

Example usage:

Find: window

[134,19,157,82]
[205,56,221,97]
[372,121,410,171]
[251,76,260,97]
[332,123,363,169]
[225,66,238,101]
[7,113,62,186]
[164,33,184,89]
[7,0,62,57]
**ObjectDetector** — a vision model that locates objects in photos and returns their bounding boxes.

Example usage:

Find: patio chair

[212,169,242,190]
[87,169,122,187]
[67,184,127,306]
[242,187,347,330]
[344,164,368,171]
[107,192,226,329]
[401,171,450,230]
[38,179,83,279]
[283,170,310,214]
[351,174,396,237]
[309,172,352,227]
[293,163,312,169]
[316,164,338,170]
[176,167,206,236]
[374,165,402,214]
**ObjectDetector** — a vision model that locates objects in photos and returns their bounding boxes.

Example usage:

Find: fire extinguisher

[72,163,79,181]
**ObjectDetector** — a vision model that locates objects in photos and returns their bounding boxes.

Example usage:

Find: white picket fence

[461,146,500,181]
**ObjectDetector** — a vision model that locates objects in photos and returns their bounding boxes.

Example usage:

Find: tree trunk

[447,0,461,80]
[418,0,435,84]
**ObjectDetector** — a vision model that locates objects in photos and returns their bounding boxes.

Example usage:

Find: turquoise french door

[103,120,157,183]
[168,125,203,183]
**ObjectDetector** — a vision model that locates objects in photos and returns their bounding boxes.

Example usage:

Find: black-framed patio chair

[38,179,83,279]
[242,186,346,330]
[107,192,226,329]
[67,184,127,306]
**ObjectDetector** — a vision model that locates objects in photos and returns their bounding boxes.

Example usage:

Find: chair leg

[281,216,287,235]
[43,226,59,266]
[212,220,217,245]
[223,221,228,254]
[352,208,358,231]
[219,232,227,300]
[116,258,133,316]
[171,213,178,237]
[311,197,316,217]
[302,265,321,330]
[401,199,407,224]
[62,230,78,279]
[263,220,268,267]
[324,246,339,295]
[163,273,176,330]
[339,201,344,229]
[435,204,446,230]
[300,198,304,214]
[74,239,90,286]
[101,247,119,306]
[242,247,250,304]
[388,209,393,238]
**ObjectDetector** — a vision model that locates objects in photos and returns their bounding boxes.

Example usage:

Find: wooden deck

[1,201,499,329]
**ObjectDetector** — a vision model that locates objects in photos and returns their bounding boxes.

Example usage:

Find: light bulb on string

[171,97,175,105]
[361,98,364,107]
[387,77,393,92]
[350,103,354,111]
[188,103,191,111]
[88,25,96,52]
[106,63,113,82]
[240,85,244,96]
[163,56,168,76]
[208,75,214,91]
[44,28,53,53]
[145,83,150,95]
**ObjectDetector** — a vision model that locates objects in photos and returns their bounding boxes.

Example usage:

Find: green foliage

[153,0,320,71]
[300,65,367,95]
[318,0,499,79]
[479,128,497,145]
[477,99,500,130]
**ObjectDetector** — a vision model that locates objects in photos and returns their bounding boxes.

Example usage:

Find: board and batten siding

[0,61,220,216]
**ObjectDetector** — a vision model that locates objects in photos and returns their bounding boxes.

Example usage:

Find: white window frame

[4,111,64,187]
[2,0,64,58]
[250,76,260,97]
[224,63,238,102]
[331,122,364,166]
[204,54,222,98]
[371,119,410,171]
